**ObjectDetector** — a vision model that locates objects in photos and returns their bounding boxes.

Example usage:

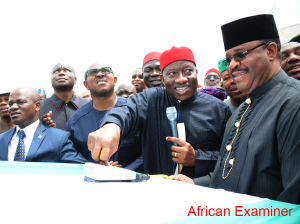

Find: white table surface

[0,174,264,224]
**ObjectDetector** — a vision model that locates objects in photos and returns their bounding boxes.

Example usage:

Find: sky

[0,0,299,96]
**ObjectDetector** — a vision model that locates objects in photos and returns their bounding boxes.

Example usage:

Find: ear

[114,76,118,86]
[160,74,165,85]
[74,77,77,85]
[35,101,41,112]
[267,42,278,61]
[83,81,89,90]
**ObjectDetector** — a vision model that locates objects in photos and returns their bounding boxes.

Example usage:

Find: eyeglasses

[226,42,270,65]
[205,75,219,80]
[132,75,143,79]
[86,67,114,77]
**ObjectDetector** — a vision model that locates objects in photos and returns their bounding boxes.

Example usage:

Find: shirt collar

[50,93,79,111]
[13,119,40,139]
[250,69,288,98]
[167,87,198,105]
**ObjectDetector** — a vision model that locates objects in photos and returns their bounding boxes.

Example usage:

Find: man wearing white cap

[0,88,15,134]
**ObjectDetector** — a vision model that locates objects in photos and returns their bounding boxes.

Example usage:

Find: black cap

[221,14,279,51]
[289,34,300,43]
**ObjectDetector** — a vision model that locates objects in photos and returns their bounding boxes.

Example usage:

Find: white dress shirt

[8,119,40,161]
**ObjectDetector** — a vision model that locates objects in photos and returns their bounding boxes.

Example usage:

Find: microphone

[166,107,178,146]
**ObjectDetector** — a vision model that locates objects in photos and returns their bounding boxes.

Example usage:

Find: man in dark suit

[0,87,88,163]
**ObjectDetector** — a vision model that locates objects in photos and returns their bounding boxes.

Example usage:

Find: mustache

[231,68,248,75]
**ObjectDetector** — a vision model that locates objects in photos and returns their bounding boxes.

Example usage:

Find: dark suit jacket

[0,121,88,163]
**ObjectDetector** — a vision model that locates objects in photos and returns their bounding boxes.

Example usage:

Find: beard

[54,84,74,91]
[91,87,114,98]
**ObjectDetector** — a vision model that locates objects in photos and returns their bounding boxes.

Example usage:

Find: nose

[150,69,160,77]
[94,72,106,78]
[287,53,300,63]
[134,76,140,80]
[228,58,241,73]
[175,72,188,83]
[229,77,236,85]
[58,69,65,76]
[0,100,7,106]
[9,102,19,111]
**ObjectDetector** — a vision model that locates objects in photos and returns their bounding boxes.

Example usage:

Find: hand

[166,137,195,166]
[109,161,122,168]
[170,174,195,185]
[41,111,55,127]
[88,123,121,166]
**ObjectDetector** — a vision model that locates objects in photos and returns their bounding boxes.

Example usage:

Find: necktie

[14,130,26,161]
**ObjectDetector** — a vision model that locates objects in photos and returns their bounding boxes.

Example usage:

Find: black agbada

[101,87,231,178]
[194,70,300,204]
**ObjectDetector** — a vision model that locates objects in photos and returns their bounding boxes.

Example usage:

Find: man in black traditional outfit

[87,46,231,178]
[171,14,300,205]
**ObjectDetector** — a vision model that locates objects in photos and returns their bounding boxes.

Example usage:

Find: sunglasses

[226,42,270,65]
[205,75,219,80]
[86,67,114,77]
[132,75,143,79]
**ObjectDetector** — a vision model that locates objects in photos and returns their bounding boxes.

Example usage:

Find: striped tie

[14,130,26,161]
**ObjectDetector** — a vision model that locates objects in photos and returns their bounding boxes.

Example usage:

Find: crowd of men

[0,14,300,204]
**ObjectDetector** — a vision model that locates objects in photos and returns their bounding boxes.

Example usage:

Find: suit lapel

[25,122,46,162]
[0,128,16,160]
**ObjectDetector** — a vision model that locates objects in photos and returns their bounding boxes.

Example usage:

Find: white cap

[0,87,11,96]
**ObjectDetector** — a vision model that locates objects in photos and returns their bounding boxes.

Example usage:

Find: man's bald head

[51,63,75,76]
[8,87,41,129]
[115,83,137,98]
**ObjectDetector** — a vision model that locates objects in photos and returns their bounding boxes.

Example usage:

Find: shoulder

[141,87,167,100]
[42,123,70,138]
[40,97,51,106]
[67,100,94,125]
[195,91,229,109]
[282,76,300,93]
[77,96,90,107]
[0,128,15,139]
[115,96,127,106]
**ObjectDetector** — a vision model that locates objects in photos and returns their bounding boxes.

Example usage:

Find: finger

[169,175,183,181]
[171,151,180,158]
[91,144,101,162]
[116,165,122,168]
[104,161,111,166]
[87,133,96,153]
[172,157,180,163]
[166,136,188,146]
[170,145,183,153]
[49,111,52,116]
[100,161,110,166]
[100,141,118,163]
[110,161,119,166]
